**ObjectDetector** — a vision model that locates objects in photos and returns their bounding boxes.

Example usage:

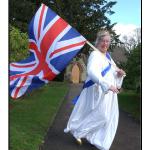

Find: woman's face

[97,35,111,53]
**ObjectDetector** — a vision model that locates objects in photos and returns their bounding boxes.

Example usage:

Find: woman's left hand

[116,69,126,77]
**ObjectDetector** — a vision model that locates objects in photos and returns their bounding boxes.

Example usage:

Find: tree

[123,43,141,91]
[10,25,29,62]
[121,27,141,52]
[10,0,119,52]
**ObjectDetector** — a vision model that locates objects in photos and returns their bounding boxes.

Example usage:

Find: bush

[123,44,141,91]
[10,25,29,62]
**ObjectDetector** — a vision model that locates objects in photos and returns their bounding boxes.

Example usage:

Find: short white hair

[95,30,111,46]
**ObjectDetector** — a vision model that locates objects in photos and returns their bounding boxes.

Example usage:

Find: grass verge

[118,91,141,121]
[10,82,68,150]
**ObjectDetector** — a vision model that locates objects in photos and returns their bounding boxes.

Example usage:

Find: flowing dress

[64,50,125,150]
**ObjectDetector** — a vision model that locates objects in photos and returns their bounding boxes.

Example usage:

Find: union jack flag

[10,4,86,99]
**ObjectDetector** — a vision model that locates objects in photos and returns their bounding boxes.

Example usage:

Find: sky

[107,0,141,39]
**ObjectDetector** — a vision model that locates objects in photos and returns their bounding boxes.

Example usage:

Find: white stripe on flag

[10,61,36,67]
[11,76,33,98]
[55,36,86,50]
[34,5,42,43]
[40,6,48,39]
[11,77,25,98]
[37,71,49,83]
[48,63,60,75]
[10,78,18,86]
[50,45,84,60]
[39,15,60,47]
[16,76,33,98]
[10,64,36,73]
[46,25,72,62]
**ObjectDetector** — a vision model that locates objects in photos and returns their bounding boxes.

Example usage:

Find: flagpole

[86,41,99,51]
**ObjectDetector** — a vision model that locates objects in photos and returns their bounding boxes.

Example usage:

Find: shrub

[10,25,29,62]
[123,44,141,91]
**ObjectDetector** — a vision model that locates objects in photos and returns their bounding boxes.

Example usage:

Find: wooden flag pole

[86,41,99,51]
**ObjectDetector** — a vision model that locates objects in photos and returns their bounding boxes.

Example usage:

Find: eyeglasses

[100,40,110,44]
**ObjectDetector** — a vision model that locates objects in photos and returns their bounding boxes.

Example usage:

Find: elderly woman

[64,30,126,150]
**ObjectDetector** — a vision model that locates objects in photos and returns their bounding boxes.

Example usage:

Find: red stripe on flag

[10,42,56,81]
[13,77,28,99]
[38,4,45,39]
[11,63,36,68]
[50,41,86,58]
[10,42,40,81]
[40,18,68,58]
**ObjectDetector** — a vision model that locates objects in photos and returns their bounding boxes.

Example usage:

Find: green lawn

[10,82,68,150]
[118,91,141,121]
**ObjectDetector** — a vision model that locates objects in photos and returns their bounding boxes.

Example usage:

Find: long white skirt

[64,83,119,150]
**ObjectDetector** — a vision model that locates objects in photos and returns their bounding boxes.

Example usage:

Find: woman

[64,30,126,150]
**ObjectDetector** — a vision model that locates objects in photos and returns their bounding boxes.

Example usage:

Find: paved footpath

[41,84,141,150]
